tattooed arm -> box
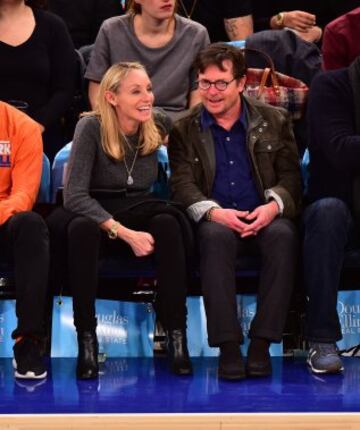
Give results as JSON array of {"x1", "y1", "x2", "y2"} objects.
[{"x1": 224, "y1": 15, "x2": 253, "y2": 41}]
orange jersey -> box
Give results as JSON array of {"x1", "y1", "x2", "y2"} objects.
[{"x1": 0, "y1": 101, "x2": 43, "y2": 225}]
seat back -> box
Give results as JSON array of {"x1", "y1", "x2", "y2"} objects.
[
  {"x1": 37, "y1": 153, "x2": 51, "y2": 203},
  {"x1": 51, "y1": 142, "x2": 73, "y2": 203}
]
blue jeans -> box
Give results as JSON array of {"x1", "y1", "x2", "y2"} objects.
[{"x1": 303, "y1": 197, "x2": 353, "y2": 342}]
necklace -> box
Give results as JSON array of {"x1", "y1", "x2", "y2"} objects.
[
  {"x1": 178, "y1": 0, "x2": 199, "y2": 19},
  {"x1": 121, "y1": 132, "x2": 139, "y2": 186}
]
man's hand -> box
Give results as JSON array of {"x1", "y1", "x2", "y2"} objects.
[
  {"x1": 283, "y1": 11, "x2": 316, "y2": 32},
  {"x1": 210, "y1": 208, "x2": 250, "y2": 234},
  {"x1": 240, "y1": 201, "x2": 280, "y2": 238}
]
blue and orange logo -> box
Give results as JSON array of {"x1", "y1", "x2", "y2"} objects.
[{"x1": 0, "y1": 141, "x2": 11, "y2": 167}]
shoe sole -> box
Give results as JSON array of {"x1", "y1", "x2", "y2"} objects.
[
  {"x1": 306, "y1": 357, "x2": 344, "y2": 374},
  {"x1": 12, "y1": 359, "x2": 47, "y2": 380},
  {"x1": 218, "y1": 370, "x2": 246, "y2": 381}
]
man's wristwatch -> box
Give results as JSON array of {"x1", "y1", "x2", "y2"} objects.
[
  {"x1": 107, "y1": 221, "x2": 120, "y2": 239},
  {"x1": 275, "y1": 12, "x2": 285, "y2": 28}
]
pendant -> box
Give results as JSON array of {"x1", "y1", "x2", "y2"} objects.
[{"x1": 127, "y1": 175, "x2": 134, "y2": 186}]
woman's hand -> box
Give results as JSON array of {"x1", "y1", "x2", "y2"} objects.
[{"x1": 120, "y1": 229, "x2": 155, "y2": 257}]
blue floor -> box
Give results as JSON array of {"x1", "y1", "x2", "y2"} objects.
[{"x1": 1, "y1": 357, "x2": 360, "y2": 414}]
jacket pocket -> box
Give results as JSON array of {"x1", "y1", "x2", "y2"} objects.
[{"x1": 253, "y1": 140, "x2": 284, "y2": 187}]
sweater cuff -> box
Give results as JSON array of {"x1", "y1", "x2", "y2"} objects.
[{"x1": 187, "y1": 200, "x2": 221, "y2": 222}]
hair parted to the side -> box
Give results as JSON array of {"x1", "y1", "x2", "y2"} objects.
[
  {"x1": 83, "y1": 62, "x2": 161, "y2": 161},
  {"x1": 127, "y1": 0, "x2": 177, "y2": 15},
  {"x1": 25, "y1": 0, "x2": 48, "y2": 9},
  {"x1": 194, "y1": 43, "x2": 247, "y2": 80}
]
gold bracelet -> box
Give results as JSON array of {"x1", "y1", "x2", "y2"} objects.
[
  {"x1": 275, "y1": 12, "x2": 285, "y2": 28},
  {"x1": 206, "y1": 207, "x2": 218, "y2": 222},
  {"x1": 107, "y1": 221, "x2": 120, "y2": 240}
]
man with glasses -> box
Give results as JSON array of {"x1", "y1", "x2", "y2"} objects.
[{"x1": 169, "y1": 43, "x2": 301, "y2": 380}]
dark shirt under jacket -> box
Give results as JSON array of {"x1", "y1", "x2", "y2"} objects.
[
  {"x1": 252, "y1": 0, "x2": 360, "y2": 32},
  {"x1": 177, "y1": 0, "x2": 252, "y2": 42},
  {"x1": 48, "y1": 0, "x2": 124, "y2": 49},
  {"x1": 0, "y1": 8, "x2": 76, "y2": 131},
  {"x1": 201, "y1": 108, "x2": 262, "y2": 211},
  {"x1": 307, "y1": 68, "x2": 360, "y2": 207}
]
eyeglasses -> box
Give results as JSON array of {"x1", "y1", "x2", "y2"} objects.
[{"x1": 197, "y1": 78, "x2": 237, "y2": 91}]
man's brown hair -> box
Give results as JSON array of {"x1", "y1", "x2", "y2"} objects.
[{"x1": 194, "y1": 43, "x2": 247, "y2": 79}]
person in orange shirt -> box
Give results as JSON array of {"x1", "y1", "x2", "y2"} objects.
[{"x1": 0, "y1": 101, "x2": 49, "y2": 380}]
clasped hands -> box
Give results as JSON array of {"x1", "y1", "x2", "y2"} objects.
[{"x1": 210, "y1": 201, "x2": 280, "y2": 238}]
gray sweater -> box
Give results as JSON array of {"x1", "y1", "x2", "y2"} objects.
[
  {"x1": 85, "y1": 14, "x2": 210, "y2": 116},
  {"x1": 64, "y1": 115, "x2": 158, "y2": 223}
]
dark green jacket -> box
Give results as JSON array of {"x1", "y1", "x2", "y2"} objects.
[{"x1": 168, "y1": 95, "x2": 302, "y2": 221}]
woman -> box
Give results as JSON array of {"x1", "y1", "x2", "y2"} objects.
[
  {"x1": 0, "y1": 0, "x2": 76, "y2": 160},
  {"x1": 85, "y1": 0, "x2": 209, "y2": 120},
  {"x1": 49, "y1": 62, "x2": 193, "y2": 380}
]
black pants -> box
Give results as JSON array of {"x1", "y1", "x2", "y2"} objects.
[
  {"x1": 48, "y1": 208, "x2": 189, "y2": 333},
  {"x1": 0, "y1": 212, "x2": 49, "y2": 339},
  {"x1": 197, "y1": 218, "x2": 298, "y2": 347}
]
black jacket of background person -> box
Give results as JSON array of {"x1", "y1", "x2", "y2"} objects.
[
  {"x1": 48, "y1": 0, "x2": 124, "y2": 49},
  {"x1": 307, "y1": 68, "x2": 360, "y2": 208}
]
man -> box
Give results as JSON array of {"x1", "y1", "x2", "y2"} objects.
[
  {"x1": 0, "y1": 101, "x2": 49, "y2": 379},
  {"x1": 176, "y1": 0, "x2": 253, "y2": 42},
  {"x1": 302, "y1": 57, "x2": 360, "y2": 374},
  {"x1": 169, "y1": 43, "x2": 301, "y2": 380}
]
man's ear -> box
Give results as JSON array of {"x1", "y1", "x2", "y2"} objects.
[
  {"x1": 104, "y1": 90, "x2": 117, "y2": 106},
  {"x1": 238, "y1": 75, "x2": 247, "y2": 93}
]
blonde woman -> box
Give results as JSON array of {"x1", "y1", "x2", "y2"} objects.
[
  {"x1": 86, "y1": 0, "x2": 209, "y2": 120},
  {"x1": 48, "y1": 62, "x2": 193, "y2": 379}
]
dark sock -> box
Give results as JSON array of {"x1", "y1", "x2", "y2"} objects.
[{"x1": 248, "y1": 338, "x2": 270, "y2": 361}]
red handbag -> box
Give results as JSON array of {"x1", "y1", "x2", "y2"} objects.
[{"x1": 243, "y1": 48, "x2": 309, "y2": 120}]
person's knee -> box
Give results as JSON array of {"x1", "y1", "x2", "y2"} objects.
[
  {"x1": 67, "y1": 216, "x2": 100, "y2": 242},
  {"x1": 198, "y1": 221, "x2": 236, "y2": 249},
  {"x1": 304, "y1": 198, "x2": 352, "y2": 238},
  {"x1": 262, "y1": 218, "x2": 298, "y2": 249},
  {"x1": 305, "y1": 198, "x2": 351, "y2": 228},
  {"x1": 9, "y1": 211, "x2": 48, "y2": 239}
]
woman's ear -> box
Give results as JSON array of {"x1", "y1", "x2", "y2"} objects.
[{"x1": 104, "y1": 91, "x2": 117, "y2": 107}]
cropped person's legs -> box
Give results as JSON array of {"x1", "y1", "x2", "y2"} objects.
[
  {"x1": 197, "y1": 221, "x2": 245, "y2": 380},
  {"x1": 2, "y1": 211, "x2": 49, "y2": 379},
  {"x1": 67, "y1": 215, "x2": 102, "y2": 379},
  {"x1": 148, "y1": 213, "x2": 192, "y2": 375},
  {"x1": 303, "y1": 197, "x2": 352, "y2": 374},
  {"x1": 247, "y1": 218, "x2": 298, "y2": 376}
]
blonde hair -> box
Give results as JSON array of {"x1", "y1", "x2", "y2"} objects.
[
  {"x1": 127, "y1": 0, "x2": 177, "y2": 15},
  {"x1": 84, "y1": 62, "x2": 161, "y2": 160}
]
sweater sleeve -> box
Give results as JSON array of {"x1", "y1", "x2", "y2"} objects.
[
  {"x1": 32, "y1": 12, "x2": 77, "y2": 129},
  {"x1": 63, "y1": 116, "x2": 113, "y2": 223},
  {"x1": 0, "y1": 118, "x2": 43, "y2": 226},
  {"x1": 85, "y1": 20, "x2": 112, "y2": 83}
]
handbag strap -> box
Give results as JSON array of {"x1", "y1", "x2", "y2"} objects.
[
  {"x1": 240, "y1": 47, "x2": 276, "y2": 73},
  {"x1": 241, "y1": 47, "x2": 281, "y2": 96}
]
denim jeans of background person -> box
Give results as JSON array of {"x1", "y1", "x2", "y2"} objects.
[
  {"x1": 0, "y1": 101, "x2": 49, "y2": 380},
  {"x1": 303, "y1": 57, "x2": 360, "y2": 374},
  {"x1": 169, "y1": 43, "x2": 302, "y2": 381}
]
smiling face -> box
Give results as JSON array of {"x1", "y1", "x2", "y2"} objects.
[
  {"x1": 134, "y1": 0, "x2": 176, "y2": 20},
  {"x1": 198, "y1": 60, "x2": 246, "y2": 120},
  {"x1": 105, "y1": 68, "x2": 154, "y2": 134}
]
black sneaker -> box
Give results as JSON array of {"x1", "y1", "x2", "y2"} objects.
[{"x1": 13, "y1": 338, "x2": 47, "y2": 379}]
